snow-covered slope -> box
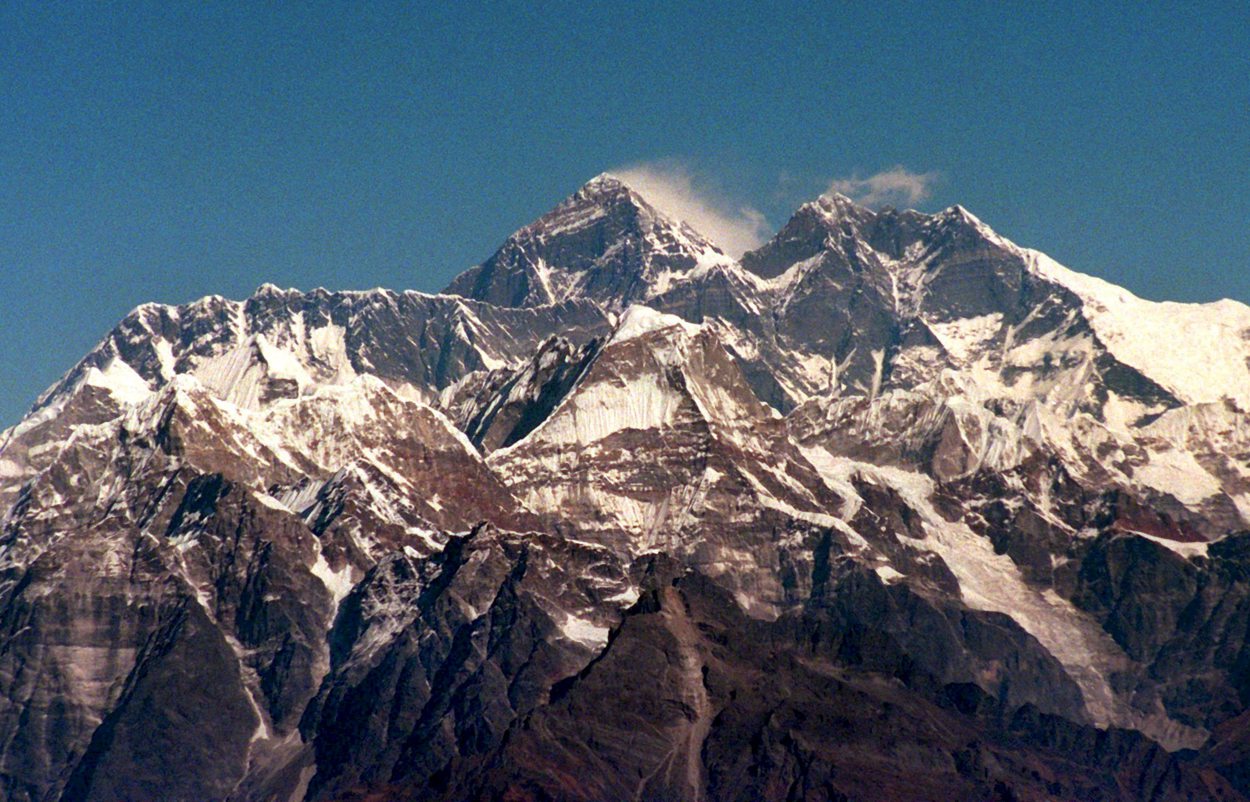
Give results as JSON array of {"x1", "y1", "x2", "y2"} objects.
[
  {"x1": 1028, "y1": 249, "x2": 1250, "y2": 407},
  {"x1": 489, "y1": 305, "x2": 837, "y2": 543}
]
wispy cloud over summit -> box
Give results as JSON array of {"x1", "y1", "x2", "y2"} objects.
[
  {"x1": 826, "y1": 167, "x2": 940, "y2": 209},
  {"x1": 612, "y1": 161, "x2": 771, "y2": 258}
]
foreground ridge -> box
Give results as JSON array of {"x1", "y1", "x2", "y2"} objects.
[{"x1": 1, "y1": 179, "x2": 1249, "y2": 801}]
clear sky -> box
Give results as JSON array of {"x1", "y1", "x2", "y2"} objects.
[{"x1": 3, "y1": 2, "x2": 1248, "y2": 425}]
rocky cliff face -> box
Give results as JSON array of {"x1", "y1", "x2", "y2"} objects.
[{"x1": 2, "y1": 174, "x2": 1250, "y2": 800}]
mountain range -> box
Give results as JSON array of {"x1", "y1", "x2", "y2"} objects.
[{"x1": 2, "y1": 173, "x2": 1250, "y2": 801}]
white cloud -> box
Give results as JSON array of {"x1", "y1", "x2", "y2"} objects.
[
  {"x1": 826, "y1": 166, "x2": 940, "y2": 209},
  {"x1": 610, "y1": 162, "x2": 771, "y2": 258}
]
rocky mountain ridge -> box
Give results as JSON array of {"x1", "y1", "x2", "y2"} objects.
[{"x1": 1, "y1": 175, "x2": 1249, "y2": 800}]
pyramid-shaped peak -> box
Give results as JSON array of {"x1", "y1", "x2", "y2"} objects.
[
  {"x1": 442, "y1": 174, "x2": 729, "y2": 310},
  {"x1": 522, "y1": 173, "x2": 680, "y2": 237},
  {"x1": 566, "y1": 173, "x2": 635, "y2": 209},
  {"x1": 936, "y1": 203, "x2": 985, "y2": 226},
  {"x1": 928, "y1": 203, "x2": 1005, "y2": 245},
  {"x1": 567, "y1": 171, "x2": 682, "y2": 213},
  {"x1": 565, "y1": 173, "x2": 729, "y2": 250},
  {"x1": 739, "y1": 192, "x2": 877, "y2": 279},
  {"x1": 759, "y1": 193, "x2": 879, "y2": 241},
  {"x1": 565, "y1": 173, "x2": 702, "y2": 236},
  {"x1": 507, "y1": 174, "x2": 725, "y2": 256},
  {"x1": 809, "y1": 192, "x2": 878, "y2": 223},
  {"x1": 579, "y1": 172, "x2": 633, "y2": 197}
]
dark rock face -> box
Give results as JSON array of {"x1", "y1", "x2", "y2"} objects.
[
  {"x1": 0, "y1": 437, "x2": 335, "y2": 801},
  {"x1": 299, "y1": 528, "x2": 633, "y2": 800},
  {"x1": 1069, "y1": 532, "x2": 1250, "y2": 735},
  {"x1": 327, "y1": 559, "x2": 1233, "y2": 802},
  {"x1": 61, "y1": 600, "x2": 257, "y2": 802},
  {"x1": 444, "y1": 336, "x2": 602, "y2": 453},
  {"x1": 2, "y1": 176, "x2": 1250, "y2": 800}
]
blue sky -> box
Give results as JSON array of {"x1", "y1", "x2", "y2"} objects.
[{"x1": 2, "y1": 2, "x2": 1247, "y2": 425}]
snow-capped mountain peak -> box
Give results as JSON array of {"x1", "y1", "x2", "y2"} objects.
[
  {"x1": 812, "y1": 191, "x2": 870, "y2": 220},
  {"x1": 443, "y1": 175, "x2": 732, "y2": 310},
  {"x1": 575, "y1": 171, "x2": 641, "y2": 204}
]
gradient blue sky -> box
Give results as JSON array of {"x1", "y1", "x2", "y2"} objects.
[{"x1": 3, "y1": 2, "x2": 1248, "y2": 425}]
